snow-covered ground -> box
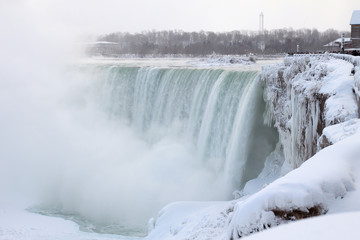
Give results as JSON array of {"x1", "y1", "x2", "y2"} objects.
[{"x1": 244, "y1": 211, "x2": 360, "y2": 240}]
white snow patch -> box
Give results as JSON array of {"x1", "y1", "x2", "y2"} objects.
[
  {"x1": 321, "y1": 119, "x2": 360, "y2": 145},
  {"x1": 146, "y1": 201, "x2": 234, "y2": 240},
  {"x1": 243, "y1": 211, "x2": 360, "y2": 240},
  {"x1": 320, "y1": 59, "x2": 358, "y2": 125}
]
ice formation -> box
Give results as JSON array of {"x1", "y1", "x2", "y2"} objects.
[{"x1": 261, "y1": 54, "x2": 358, "y2": 172}]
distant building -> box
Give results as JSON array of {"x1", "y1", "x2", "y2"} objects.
[
  {"x1": 324, "y1": 10, "x2": 360, "y2": 51},
  {"x1": 350, "y1": 10, "x2": 360, "y2": 49},
  {"x1": 324, "y1": 38, "x2": 352, "y2": 51}
]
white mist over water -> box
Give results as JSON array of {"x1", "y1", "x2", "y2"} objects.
[
  {"x1": 39, "y1": 65, "x2": 277, "y2": 234},
  {"x1": 0, "y1": 2, "x2": 278, "y2": 236},
  {"x1": 1, "y1": 59, "x2": 278, "y2": 235}
]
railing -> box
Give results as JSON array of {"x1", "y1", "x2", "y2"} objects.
[
  {"x1": 329, "y1": 53, "x2": 360, "y2": 67},
  {"x1": 292, "y1": 53, "x2": 325, "y2": 57},
  {"x1": 287, "y1": 53, "x2": 360, "y2": 67}
]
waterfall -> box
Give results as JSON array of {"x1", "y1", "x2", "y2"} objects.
[
  {"x1": 31, "y1": 65, "x2": 278, "y2": 235},
  {"x1": 96, "y1": 66, "x2": 278, "y2": 191}
]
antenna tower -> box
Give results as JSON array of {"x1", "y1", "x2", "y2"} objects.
[{"x1": 259, "y1": 12, "x2": 264, "y2": 34}]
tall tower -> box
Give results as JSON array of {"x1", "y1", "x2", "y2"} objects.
[
  {"x1": 259, "y1": 12, "x2": 264, "y2": 34},
  {"x1": 259, "y1": 12, "x2": 265, "y2": 52}
]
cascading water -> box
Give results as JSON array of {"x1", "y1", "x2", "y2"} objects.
[
  {"x1": 32, "y1": 64, "x2": 278, "y2": 236},
  {"x1": 98, "y1": 66, "x2": 277, "y2": 188}
]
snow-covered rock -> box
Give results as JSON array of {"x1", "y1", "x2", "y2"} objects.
[{"x1": 318, "y1": 118, "x2": 360, "y2": 148}]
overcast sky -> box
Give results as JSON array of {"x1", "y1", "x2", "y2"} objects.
[{"x1": 4, "y1": 0, "x2": 360, "y2": 35}]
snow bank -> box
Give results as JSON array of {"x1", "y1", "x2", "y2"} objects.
[
  {"x1": 319, "y1": 118, "x2": 360, "y2": 148},
  {"x1": 319, "y1": 58, "x2": 358, "y2": 125},
  {"x1": 146, "y1": 201, "x2": 234, "y2": 240},
  {"x1": 243, "y1": 211, "x2": 360, "y2": 240}
]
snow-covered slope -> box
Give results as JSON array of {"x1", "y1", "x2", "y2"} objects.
[{"x1": 244, "y1": 211, "x2": 360, "y2": 240}]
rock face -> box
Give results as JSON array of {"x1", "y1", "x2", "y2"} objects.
[
  {"x1": 261, "y1": 56, "x2": 328, "y2": 172},
  {"x1": 261, "y1": 55, "x2": 358, "y2": 174}
]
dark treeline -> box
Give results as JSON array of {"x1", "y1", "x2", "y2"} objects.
[{"x1": 92, "y1": 28, "x2": 350, "y2": 56}]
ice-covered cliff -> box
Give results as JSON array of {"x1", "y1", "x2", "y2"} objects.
[{"x1": 261, "y1": 54, "x2": 358, "y2": 172}]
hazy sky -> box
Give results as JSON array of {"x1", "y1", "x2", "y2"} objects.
[{"x1": 5, "y1": 0, "x2": 360, "y2": 35}]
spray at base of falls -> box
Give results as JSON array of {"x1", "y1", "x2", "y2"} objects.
[{"x1": 8, "y1": 65, "x2": 278, "y2": 235}]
